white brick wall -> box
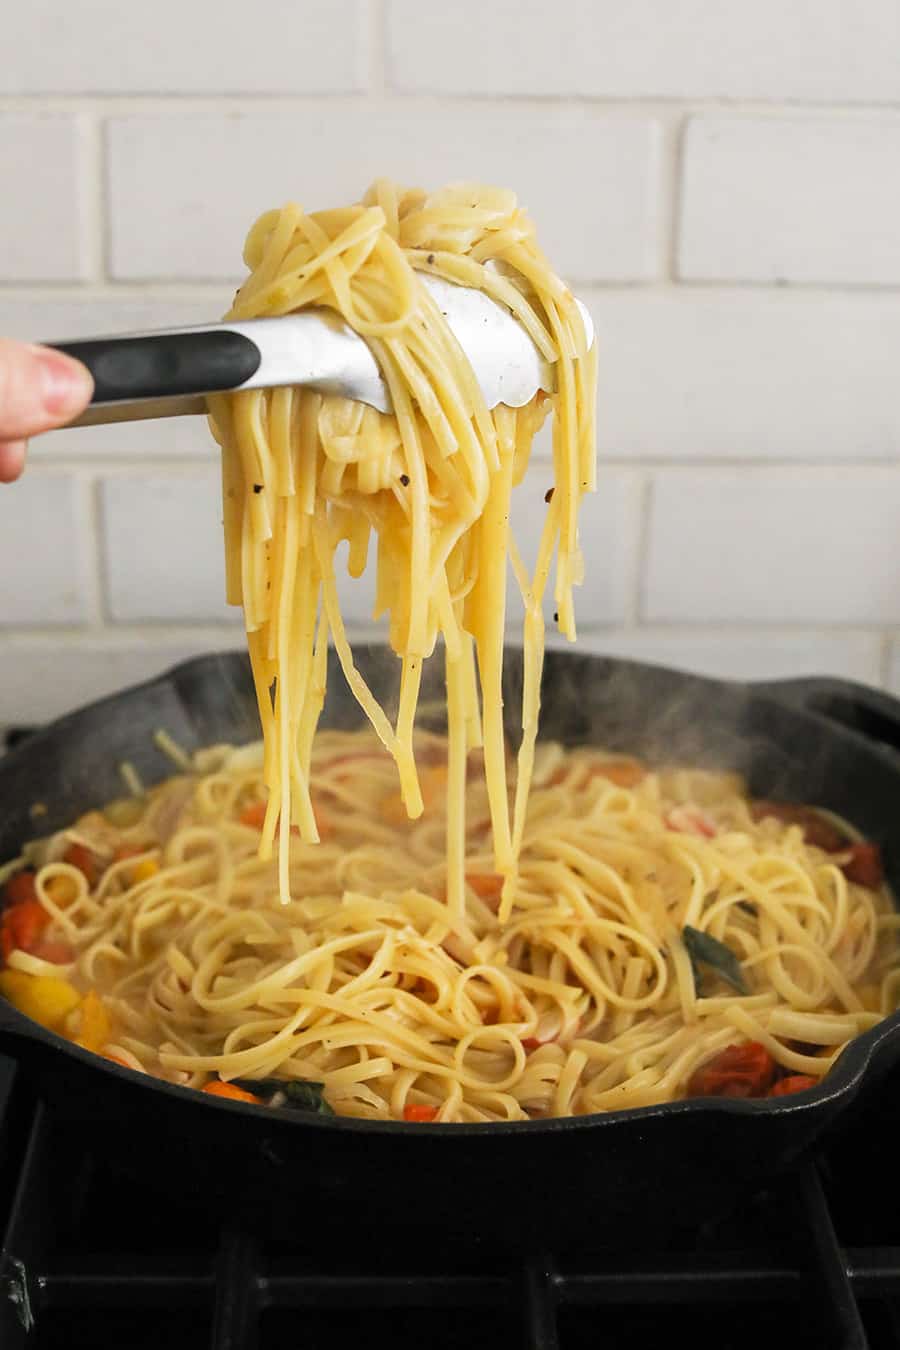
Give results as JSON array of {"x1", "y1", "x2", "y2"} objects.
[
  {"x1": 100, "y1": 470, "x2": 236, "y2": 623},
  {"x1": 0, "y1": 474, "x2": 90, "y2": 625},
  {"x1": 1, "y1": 3, "x2": 899, "y2": 724},
  {"x1": 0, "y1": 635, "x2": 241, "y2": 727},
  {"x1": 644, "y1": 468, "x2": 900, "y2": 623},
  {"x1": 511, "y1": 465, "x2": 639, "y2": 627},
  {"x1": 106, "y1": 109, "x2": 660, "y2": 282},
  {"x1": 0, "y1": 117, "x2": 86, "y2": 281},
  {"x1": 0, "y1": 1, "x2": 368, "y2": 95},
  {"x1": 679, "y1": 114, "x2": 900, "y2": 284},
  {"x1": 591, "y1": 290, "x2": 900, "y2": 460},
  {"x1": 387, "y1": 0, "x2": 900, "y2": 102}
]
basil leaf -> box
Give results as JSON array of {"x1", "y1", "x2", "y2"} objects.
[
  {"x1": 282, "y1": 1080, "x2": 335, "y2": 1116},
  {"x1": 682, "y1": 925, "x2": 748, "y2": 996},
  {"x1": 232, "y1": 1077, "x2": 335, "y2": 1117},
  {"x1": 232, "y1": 1076, "x2": 280, "y2": 1097}
]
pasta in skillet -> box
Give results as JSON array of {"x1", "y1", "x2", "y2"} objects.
[
  {"x1": 0, "y1": 181, "x2": 893, "y2": 1123},
  {"x1": 0, "y1": 734, "x2": 893, "y2": 1121}
]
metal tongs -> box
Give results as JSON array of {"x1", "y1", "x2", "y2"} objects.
[{"x1": 47, "y1": 276, "x2": 594, "y2": 428}]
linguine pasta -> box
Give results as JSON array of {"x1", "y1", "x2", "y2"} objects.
[
  {"x1": 206, "y1": 180, "x2": 597, "y2": 916},
  {"x1": 1, "y1": 734, "x2": 895, "y2": 1122},
  {"x1": 0, "y1": 181, "x2": 894, "y2": 1123}
]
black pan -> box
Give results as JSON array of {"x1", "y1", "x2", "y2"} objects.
[{"x1": 0, "y1": 647, "x2": 899, "y2": 1246}]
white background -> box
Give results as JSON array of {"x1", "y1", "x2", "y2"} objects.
[{"x1": 1, "y1": 0, "x2": 899, "y2": 722}]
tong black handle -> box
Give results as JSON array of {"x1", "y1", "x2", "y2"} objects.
[{"x1": 47, "y1": 330, "x2": 262, "y2": 405}]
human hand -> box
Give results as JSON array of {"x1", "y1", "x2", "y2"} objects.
[{"x1": 0, "y1": 339, "x2": 94, "y2": 482}]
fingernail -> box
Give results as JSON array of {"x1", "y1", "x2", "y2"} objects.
[{"x1": 32, "y1": 347, "x2": 94, "y2": 416}]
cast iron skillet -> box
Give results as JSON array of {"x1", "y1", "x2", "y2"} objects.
[{"x1": 0, "y1": 647, "x2": 899, "y2": 1245}]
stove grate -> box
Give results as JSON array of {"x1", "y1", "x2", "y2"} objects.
[{"x1": 1, "y1": 1065, "x2": 899, "y2": 1349}]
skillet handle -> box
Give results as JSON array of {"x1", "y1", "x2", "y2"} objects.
[{"x1": 753, "y1": 677, "x2": 900, "y2": 759}]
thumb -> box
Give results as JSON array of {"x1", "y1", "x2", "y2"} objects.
[{"x1": 0, "y1": 340, "x2": 94, "y2": 440}]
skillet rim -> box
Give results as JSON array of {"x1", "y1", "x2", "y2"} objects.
[{"x1": 1, "y1": 645, "x2": 899, "y2": 1136}]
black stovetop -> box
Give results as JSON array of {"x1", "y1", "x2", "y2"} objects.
[{"x1": 0, "y1": 1055, "x2": 899, "y2": 1349}]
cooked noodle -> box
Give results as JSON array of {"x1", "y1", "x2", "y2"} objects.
[
  {"x1": 3, "y1": 736, "x2": 894, "y2": 1122},
  {"x1": 0, "y1": 181, "x2": 894, "y2": 1122},
  {"x1": 206, "y1": 180, "x2": 597, "y2": 916}
]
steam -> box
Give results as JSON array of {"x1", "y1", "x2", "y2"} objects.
[
  {"x1": 500, "y1": 636, "x2": 834, "y2": 805},
  {"x1": 0, "y1": 640, "x2": 885, "y2": 869}
]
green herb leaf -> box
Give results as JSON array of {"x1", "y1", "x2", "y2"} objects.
[
  {"x1": 682, "y1": 925, "x2": 748, "y2": 996},
  {"x1": 232, "y1": 1077, "x2": 335, "y2": 1117},
  {"x1": 281, "y1": 1080, "x2": 335, "y2": 1116}
]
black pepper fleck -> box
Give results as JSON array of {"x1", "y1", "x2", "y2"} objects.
[
  {"x1": 544, "y1": 487, "x2": 554, "y2": 504},
  {"x1": 427, "y1": 253, "x2": 435, "y2": 264},
  {"x1": 253, "y1": 483, "x2": 263, "y2": 494},
  {"x1": 400, "y1": 474, "x2": 410, "y2": 487},
  {"x1": 553, "y1": 611, "x2": 559, "y2": 622}
]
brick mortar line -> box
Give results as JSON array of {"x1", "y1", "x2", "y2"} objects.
[
  {"x1": 621, "y1": 473, "x2": 649, "y2": 628},
  {"x1": 1, "y1": 94, "x2": 900, "y2": 115},
  {"x1": 79, "y1": 475, "x2": 106, "y2": 629},
  {"x1": 878, "y1": 633, "x2": 893, "y2": 686},
  {"x1": 20, "y1": 458, "x2": 900, "y2": 474},
  {"x1": 634, "y1": 475, "x2": 654, "y2": 623},
  {"x1": 378, "y1": 95, "x2": 900, "y2": 117},
  {"x1": 656, "y1": 111, "x2": 682, "y2": 282},
  {"x1": 368, "y1": 0, "x2": 387, "y2": 95},
  {"x1": 4, "y1": 278, "x2": 900, "y2": 298},
  {"x1": 628, "y1": 619, "x2": 899, "y2": 634},
  {"x1": 89, "y1": 476, "x2": 113, "y2": 625},
  {"x1": 664, "y1": 278, "x2": 900, "y2": 296},
  {"x1": 591, "y1": 461, "x2": 900, "y2": 473},
  {"x1": 78, "y1": 114, "x2": 105, "y2": 283},
  {"x1": 0, "y1": 627, "x2": 241, "y2": 644},
  {"x1": 0, "y1": 283, "x2": 230, "y2": 299},
  {"x1": 0, "y1": 623, "x2": 888, "y2": 647}
]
